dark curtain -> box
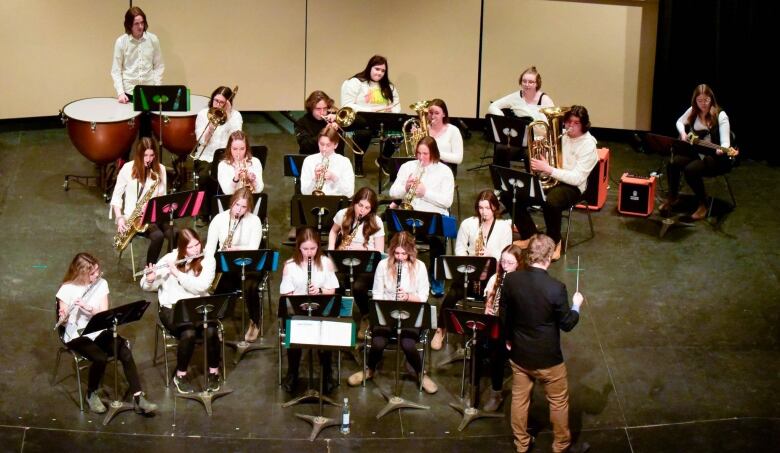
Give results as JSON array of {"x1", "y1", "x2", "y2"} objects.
[{"x1": 651, "y1": 0, "x2": 775, "y2": 163}]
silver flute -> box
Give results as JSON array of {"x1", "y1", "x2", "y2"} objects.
[
  {"x1": 134, "y1": 253, "x2": 204, "y2": 277},
  {"x1": 54, "y1": 272, "x2": 104, "y2": 330}
]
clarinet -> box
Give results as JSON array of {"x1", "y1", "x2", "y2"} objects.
[
  {"x1": 395, "y1": 261, "x2": 403, "y2": 301},
  {"x1": 54, "y1": 272, "x2": 103, "y2": 330},
  {"x1": 307, "y1": 257, "x2": 313, "y2": 293}
]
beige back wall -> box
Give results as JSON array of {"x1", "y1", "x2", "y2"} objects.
[{"x1": 2, "y1": 0, "x2": 656, "y2": 131}]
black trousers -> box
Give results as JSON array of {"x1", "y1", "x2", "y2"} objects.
[
  {"x1": 286, "y1": 349, "x2": 332, "y2": 378},
  {"x1": 367, "y1": 326, "x2": 423, "y2": 374},
  {"x1": 475, "y1": 335, "x2": 507, "y2": 392},
  {"x1": 667, "y1": 154, "x2": 730, "y2": 203},
  {"x1": 67, "y1": 330, "x2": 142, "y2": 395},
  {"x1": 513, "y1": 183, "x2": 580, "y2": 243},
  {"x1": 142, "y1": 222, "x2": 177, "y2": 266},
  {"x1": 160, "y1": 306, "x2": 221, "y2": 372}
]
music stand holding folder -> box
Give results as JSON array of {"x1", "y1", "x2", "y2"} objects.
[
  {"x1": 216, "y1": 249, "x2": 279, "y2": 363},
  {"x1": 386, "y1": 208, "x2": 458, "y2": 239},
  {"x1": 490, "y1": 165, "x2": 546, "y2": 226},
  {"x1": 172, "y1": 293, "x2": 235, "y2": 415},
  {"x1": 291, "y1": 195, "x2": 348, "y2": 236},
  {"x1": 444, "y1": 308, "x2": 504, "y2": 431},
  {"x1": 80, "y1": 300, "x2": 151, "y2": 426},
  {"x1": 142, "y1": 189, "x2": 207, "y2": 252},
  {"x1": 134, "y1": 85, "x2": 188, "y2": 161},
  {"x1": 470, "y1": 114, "x2": 532, "y2": 171},
  {"x1": 326, "y1": 250, "x2": 383, "y2": 296}
]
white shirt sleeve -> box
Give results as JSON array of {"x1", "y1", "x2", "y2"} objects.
[
  {"x1": 455, "y1": 217, "x2": 473, "y2": 255},
  {"x1": 389, "y1": 84, "x2": 401, "y2": 113},
  {"x1": 340, "y1": 78, "x2": 362, "y2": 110},
  {"x1": 388, "y1": 162, "x2": 412, "y2": 199},
  {"x1": 151, "y1": 33, "x2": 164, "y2": 85},
  {"x1": 676, "y1": 107, "x2": 692, "y2": 138},
  {"x1": 487, "y1": 91, "x2": 518, "y2": 116},
  {"x1": 437, "y1": 124, "x2": 464, "y2": 164},
  {"x1": 110, "y1": 36, "x2": 126, "y2": 96},
  {"x1": 718, "y1": 111, "x2": 731, "y2": 148},
  {"x1": 421, "y1": 163, "x2": 454, "y2": 210}
]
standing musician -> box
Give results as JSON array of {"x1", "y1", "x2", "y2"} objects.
[
  {"x1": 388, "y1": 136, "x2": 454, "y2": 296},
  {"x1": 204, "y1": 188, "x2": 263, "y2": 342},
  {"x1": 516, "y1": 105, "x2": 598, "y2": 261},
  {"x1": 300, "y1": 127, "x2": 355, "y2": 197},
  {"x1": 110, "y1": 137, "x2": 173, "y2": 265},
  {"x1": 499, "y1": 234, "x2": 585, "y2": 453},
  {"x1": 217, "y1": 130, "x2": 264, "y2": 195},
  {"x1": 432, "y1": 190, "x2": 513, "y2": 350},
  {"x1": 140, "y1": 228, "x2": 221, "y2": 394},
  {"x1": 295, "y1": 90, "x2": 345, "y2": 156},
  {"x1": 279, "y1": 227, "x2": 340, "y2": 393},
  {"x1": 660, "y1": 84, "x2": 733, "y2": 220},
  {"x1": 111, "y1": 6, "x2": 164, "y2": 106},
  {"x1": 346, "y1": 232, "x2": 438, "y2": 394},
  {"x1": 427, "y1": 98, "x2": 464, "y2": 165},
  {"x1": 341, "y1": 55, "x2": 401, "y2": 176},
  {"x1": 56, "y1": 253, "x2": 157, "y2": 415}
]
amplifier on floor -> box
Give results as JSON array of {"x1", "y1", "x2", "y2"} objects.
[
  {"x1": 618, "y1": 173, "x2": 656, "y2": 217},
  {"x1": 577, "y1": 147, "x2": 610, "y2": 210}
]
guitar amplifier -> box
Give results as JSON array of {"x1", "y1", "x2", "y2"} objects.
[
  {"x1": 618, "y1": 173, "x2": 656, "y2": 217},
  {"x1": 577, "y1": 147, "x2": 610, "y2": 210}
]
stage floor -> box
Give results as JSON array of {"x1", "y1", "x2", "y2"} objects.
[{"x1": 0, "y1": 113, "x2": 778, "y2": 452}]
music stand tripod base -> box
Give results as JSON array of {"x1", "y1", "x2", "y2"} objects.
[
  {"x1": 102, "y1": 399, "x2": 134, "y2": 426},
  {"x1": 177, "y1": 387, "x2": 233, "y2": 416},
  {"x1": 283, "y1": 388, "x2": 339, "y2": 408},
  {"x1": 449, "y1": 402, "x2": 504, "y2": 431},
  {"x1": 376, "y1": 391, "x2": 431, "y2": 419},
  {"x1": 295, "y1": 414, "x2": 340, "y2": 441}
]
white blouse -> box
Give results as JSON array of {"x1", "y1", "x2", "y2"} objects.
[
  {"x1": 56, "y1": 279, "x2": 110, "y2": 342},
  {"x1": 300, "y1": 152, "x2": 355, "y2": 197},
  {"x1": 217, "y1": 157, "x2": 264, "y2": 194},
  {"x1": 332, "y1": 208, "x2": 384, "y2": 250},
  {"x1": 193, "y1": 108, "x2": 244, "y2": 163},
  {"x1": 279, "y1": 257, "x2": 340, "y2": 295},
  {"x1": 140, "y1": 251, "x2": 216, "y2": 309},
  {"x1": 388, "y1": 161, "x2": 454, "y2": 215},
  {"x1": 371, "y1": 259, "x2": 429, "y2": 302},
  {"x1": 455, "y1": 217, "x2": 513, "y2": 260},
  {"x1": 204, "y1": 210, "x2": 262, "y2": 257},
  {"x1": 432, "y1": 124, "x2": 464, "y2": 164}
]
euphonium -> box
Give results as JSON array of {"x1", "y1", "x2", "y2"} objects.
[
  {"x1": 526, "y1": 106, "x2": 569, "y2": 190},
  {"x1": 311, "y1": 156, "x2": 330, "y2": 196},
  {"x1": 401, "y1": 100, "x2": 431, "y2": 156},
  {"x1": 400, "y1": 162, "x2": 425, "y2": 210},
  {"x1": 114, "y1": 169, "x2": 159, "y2": 252}
]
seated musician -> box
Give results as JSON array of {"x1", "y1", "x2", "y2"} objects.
[
  {"x1": 427, "y1": 98, "x2": 464, "y2": 165},
  {"x1": 515, "y1": 105, "x2": 598, "y2": 261},
  {"x1": 110, "y1": 136, "x2": 174, "y2": 265},
  {"x1": 140, "y1": 228, "x2": 220, "y2": 394},
  {"x1": 388, "y1": 136, "x2": 454, "y2": 296},
  {"x1": 478, "y1": 244, "x2": 523, "y2": 412},
  {"x1": 341, "y1": 55, "x2": 401, "y2": 175},
  {"x1": 204, "y1": 188, "x2": 263, "y2": 342},
  {"x1": 56, "y1": 253, "x2": 157, "y2": 415},
  {"x1": 216, "y1": 130, "x2": 264, "y2": 195},
  {"x1": 279, "y1": 227, "x2": 340, "y2": 394},
  {"x1": 295, "y1": 90, "x2": 345, "y2": 156},
  {"x1": 660, "y1": 84, "x2": 733, "y2": 220},
  {"x1": 347, "y1": 232, "x2": 438, "y2": 394},
  {"x1": 431, "y1": 190, "x2": 513, "y2": 350},
  {"x1": 300, "y1": 127, "x2": 355, "y2": 197}
]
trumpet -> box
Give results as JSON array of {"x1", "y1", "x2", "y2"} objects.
[
  {"x1": 327, "y1": 107, "x2": 366, "y2": 155},
  {"x1": 237, "y1": 159, "x2": 253, "y2": 191},
  {"x1": 400, "y1": 161, "x2": 425, "y2": 210},
  {"x1": 190, "y1": 85, "x2": 239, "y2": 159},
  {"x1": 134, "y1": 253, "x2": 204, "y2": 278},
  {"x1": 54, "y1": 272, "x2": 103, "y2": 330},
  {"x1": 312, "y1": 156, "x2": 330, "y2": 196}
]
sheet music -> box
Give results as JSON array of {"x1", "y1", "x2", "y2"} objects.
[
  {"x1": 289, "y1": 319, "x2": 321, "y2": 345},
  {"x1": 289, "y1": 319, "x2": 353, "y2": 347},
  {"x1": 320, "y1": 320, "x2": 353, "y2": 347}
]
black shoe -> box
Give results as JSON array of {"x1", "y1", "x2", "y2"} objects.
[
  {"x1": 206, "y1": 373, "x2": 221, "y2": 392},
  {"x1": 133, "y1": 392, "x2": 158, "y2": 414},
  {"x1": 282, "y1": 373, "x2": 298, "y2": 393},
  {"x1": 173, "y1": 374, "x2": 194, "y2": 394}
]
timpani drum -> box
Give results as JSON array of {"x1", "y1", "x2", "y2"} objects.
[
  {"x1": 61, "y1": 98, "x2": 140, "y2": 165},
  {"x1": 150, "y1": 94, "x2": 210, "y2": 156}
]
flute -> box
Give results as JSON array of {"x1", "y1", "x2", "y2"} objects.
[
  {"x1": 54, "y1": 272, "x2": 104, "y2": 330},
  {"x1": 134, "y1": 253, "x2": 204, "y2": 277}
]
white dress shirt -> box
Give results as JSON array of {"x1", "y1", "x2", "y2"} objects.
[
  {"x1": 340, "y1": 78, "x2": 401, "y2": 113},
  {"x1": 332, "y1": 208, "x2": 385, "y2": 250},
  {"x1": 301, "y1": 152, "x2": 355, "y2": 197},
  {"x1": 455, "y1": 217, "x2": 513, "y2": 260},
  {"x1": 140, "y1": 251, "x2": 216, "y2": 309},
  {"x1": 432, "y1": 124, "x2": 464, "y2": 164},
  {"x1": 551, "y1": 132, "x2": 599, "y2": 193},
  {"x1": 204, "y1": 210, "x2": 262, "y2": 257},
  {"x1": 193, "y1": 108, "x2": 243, "y2": 163},
  {"x1": 389, "y1": 161, "x2": 454, "y2": 215},
  {"x1": 279, "y1": 257, "x2": 340, "y2": 295},
  {"x1": 110, "y1": 31, "x2": 164, "y2": 96},
  {"x1": 109, "y1": 162, "x2": 167, "y2": 218},
  {"x1": 217, "y1": 157, "x2": 264, "y2": 194},
  {"x1": 56, "y1": 279, "x2": 110, "y2": 342},
  {"x1": 371, "y1": 259, "x2": 429, "y2": 302}
]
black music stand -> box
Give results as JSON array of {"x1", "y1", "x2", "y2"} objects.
[
  {"x1": 80, "y1": 300, "x2": 151, "y2": 426},
  {"x1": 326, "y1": 250, "x2": 382, "y2": 297},
  {"x1": 386, "y1": 208, "x2": 458, "y2": 239},
  {"x1": 471, "y1": 114, "x2": 532, "y2": 171},
  {"x1": 291, "y1": 195, "x2": 348, "y2": 236},
  {"x1": 134, "y1": 85, "x2": 189, "y2": 161},
  {"x1": 173, "y1": 293, "x2": 234, "y2": 415},
  {"x1": 278, "y1": 295, "x2": 345, "y2": 408},
  {"x1": 216, "y1": 249, "x2": 280, "y2": 363},
  {"x1": 212, "y1": 193, "x2": 269, "y2": 247},
  {"x1": 368, "y1": 299, "x2": 433, "y2": 419},
  {"x1": 490, "y1": 165, "x2": 545, "y2": 225},
  {"x1": 142, "y1": 190, "x2": 206, "y2": 252},
  {"x1": 285, "y1": 315, "x2": 356, "y2": 440},
  {"x1": 283, "y1": 154, "x2": 308, "y2": 195},
  {"x1": 444, "y1": 308, "x2": 504, "y2": 431}
]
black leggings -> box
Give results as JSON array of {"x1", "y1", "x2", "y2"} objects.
[
  {"x1": 142, "y1": 222, "x2": 177, "y2": 266},
  {"x1": 667, "y1": 154, "x2": 730, "y2": 203},
  {"x1": 67, "y1": 330, "x2": 142, "y2": 395},
  {"x1": 160, "y1": 306, "x2": 221, "y2": 372},
  {"x1": 367, "y1": 326, "x2": 422, "y2": 375},
  {"x1": 475, "y1": 336, "x2": 507, "y2": 392},
  {"x1": 286, "y1": 349, "x2": 332, "y2": 378}
]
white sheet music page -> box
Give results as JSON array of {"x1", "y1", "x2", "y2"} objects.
[
  {"x1": 320, "y1": 320, "x2": 353, "y2": 347},
  {"x1": 289, "y1": 319, "x2": 321, "y2": 345}
]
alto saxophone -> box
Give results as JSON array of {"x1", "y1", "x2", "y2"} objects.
[
  {"x1": 311, "y1": 156, "x2": 330, "y2": 196},
  {"x1": 400, "y1": 162, "x2": 425, "y2": 210},
  {"x1": 208, "y1": 215, "x2": 240, "y2": 293},
  {"x1": 485, "y1": 271, "x2": 506, "y2": 316},
  {"x1": 474, "y1": 220, "x2": 486, "y2": 256},
  {"x1": 114, "y1": 169, "x2": 160, "y2": 252},
  {"x1": 338, "y1": 215, "x2": 363, "y2": 250}
]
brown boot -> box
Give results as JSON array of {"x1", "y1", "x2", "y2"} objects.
[
  {"x1": 551, "y1": 241, "x2": 562, "y2": 261},
  {"x1": 482, "y1": 389, "x2": 504, "y2": 412},
  {"x1": 691, "y1": 203, "x2": 708, "y2": 221}
]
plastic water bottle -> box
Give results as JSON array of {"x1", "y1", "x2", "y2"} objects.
[{"x1": 340, "y1": 397, "x2": 350, "y2": 434}]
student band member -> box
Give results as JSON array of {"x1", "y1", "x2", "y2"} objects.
[
  {"x1": 347, "y1": 232, "x2": 438, "y2": 394},
  {"x1": 427, "y1": 98, "x2": 464, "y2": 165},
  {"x1": 111, "y1": 6, "x2": 164, "y2": 105},
  {"x1": 295, "y1": 90, "x2": 346, "y2": 156},
  {"x1": 300, "y1": 127, "x2": 355, "y2": 197},
  {"x1": 217, "y1": 130, "x2": 264, "y2": 195},
  {"x1": 56, "y1": 253, "x2": 157, "y2": 415},
  {"x1": 140, "y1": 228, "x2": 221, "y2": 394}
]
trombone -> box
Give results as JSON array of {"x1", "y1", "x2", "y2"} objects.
[
  {"x1": 190, "y1": 85, "x2": 239, "y2": 160},
  {"x1": 327, "y1": 107, "x2": 366, "y2": 155}
]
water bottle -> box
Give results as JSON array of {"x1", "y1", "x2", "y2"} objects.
[{"x1": 340, "y1": 397, "x2": 350, "y2": 434}]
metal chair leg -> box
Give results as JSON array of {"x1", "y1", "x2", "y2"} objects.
[
  {"x1": 51, "y1": 348, "x2": 64, "y2": 386},
  {"x1": 73, "y1": 355, "x2": 84, "y2": 412},
  {"x1": 130, "y1": 241, "x2": 137, "y2": 282}
]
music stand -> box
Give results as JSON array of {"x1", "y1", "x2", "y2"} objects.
[
  {"x1": 386, "y1": 208, "x2": 457, "y2": 238},
  {"x1": 212, "y1": 193, "x2": 269, "y2": 246},
  {"x1": 216, "y1": 249, "x2": 280, "y2": 363},
  {"x1": 173, "y1": 293, "x2": 235, "y2": 415},
  {"x1": 490, "y1": 165, "x2": 545, "y2": 226},
  {"x1": 444, "y1": 308, "x2": 504, "y2": 431},
  {"x1": 367, "y1": 299, "x2": 433, "y2": 419},
  {"x1": 291, "y1": 195, "x2": 348, "y2": 236},
  {"x1": 470, "y1": 114, "x2": 532, "y2": 171},
  {"x1": 283, "y1": 154, "x2": 307, "y2": 195},
  {"x1": 134, "y1": 85, "x2": 189, "y2": 162},
  {"x1": 277, "y1": 295, "x2": 346, "y2": 408},
  {"x1": 142, "y1": 190, "x2": 206, "y2": 252},
  {"x1": 326, "y1": 250, "x2": 382, "y2": 296},
  {"x1": 80, "y1": 300, "x2": 151, "y2": 426}
]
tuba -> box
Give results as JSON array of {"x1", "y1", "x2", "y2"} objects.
[
  {"x1": 311, "y1": 156, "x2": 330, "y2": 196},
  {"x1": 114, "y1": 169, "x2": 160, "y2": 252},
  {"x1": 526, "y1": 106, "x2": 569, "y2": 190},
  {"x1": 401, "y1": 100, "x2": 431, "y2": 156}
]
